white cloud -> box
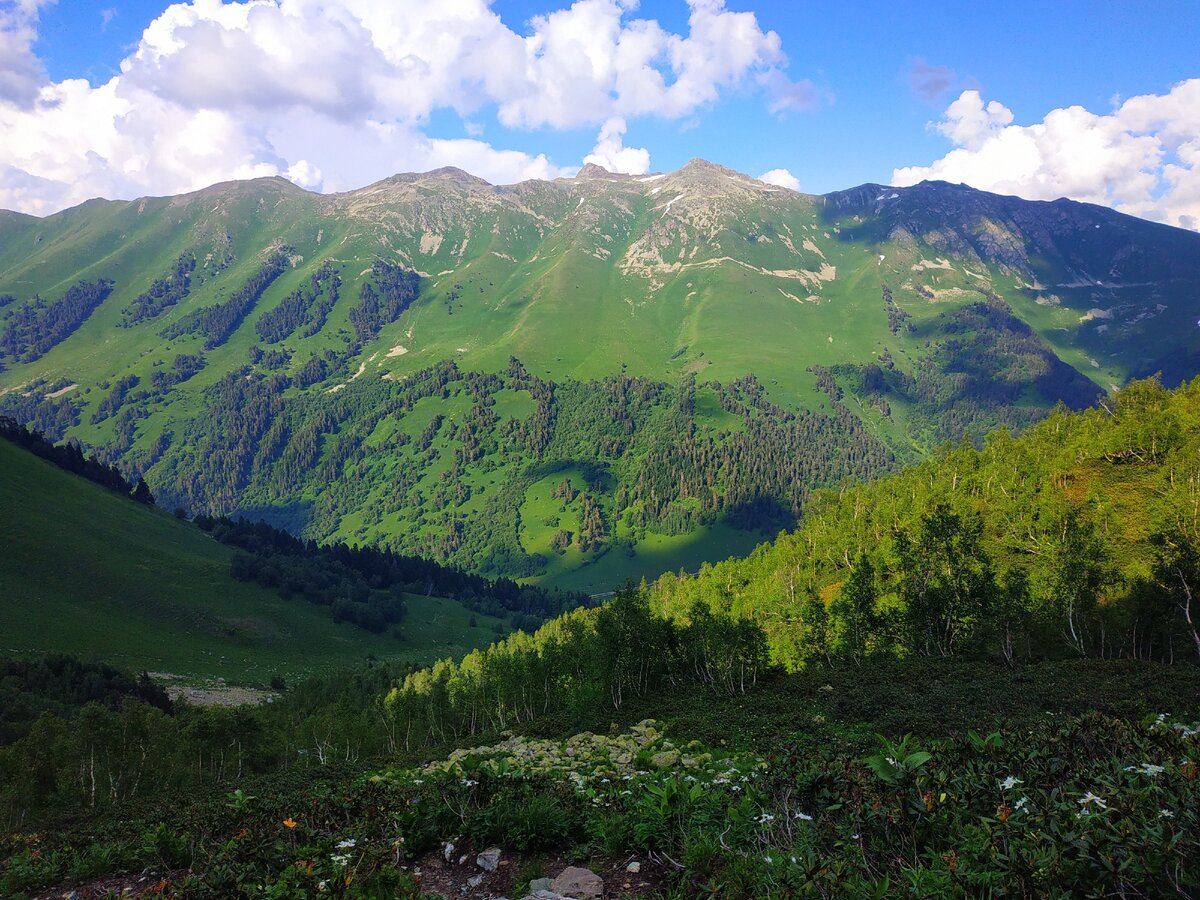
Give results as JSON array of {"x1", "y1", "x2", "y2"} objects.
[
  {"x1": 583, "y1": 117, "x2": 650, "y2": 174},
  {"x1": 758, "y1": 168, "x2": 799, "y2": 191},
  {"x1": 893, "y1": 82, "x2": 1200, "y2": 231},
  {"x1": 0, "y1": 0, "x2": 53, "y2": 107},
  {"x1": 0, "y1": 0, "x2": 815, "y2": 215}
]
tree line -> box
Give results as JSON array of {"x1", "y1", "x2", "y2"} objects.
[{"x1": 0, "y1": 417, "x2": 153, "y2": 504}]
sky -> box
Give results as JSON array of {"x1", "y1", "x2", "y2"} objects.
[{"x1": 1, "y1": 0, "x2": 1198, "y2": 229}]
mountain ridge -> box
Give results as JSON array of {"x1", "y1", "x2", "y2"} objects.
[{"x1": 3, "y1": 158, "x2": 1200, "y2": 588}]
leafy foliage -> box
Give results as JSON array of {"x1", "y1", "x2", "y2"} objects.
[{"x1": 651, "y1": 376, "x2": 1200, "y2": 670}]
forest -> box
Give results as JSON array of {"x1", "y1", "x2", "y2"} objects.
[
  {"x1": 108, "y1": 358, "x2": 895, "y2": 581},
  {"x1": 3, "y1": 378, "x2": 1200, "y2": 898}
]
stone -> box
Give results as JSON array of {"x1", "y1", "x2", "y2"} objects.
[
  {"x1": 528, "y1": 877, "x2": 554, "y2": 892},
  {"x1": 458, "y1": 853, "x2": 470, "y2": 865},
  {"x1": 476, "y1": 847, "x2": 502, "y2": 872},
  {"x1": 550, "y1": 866, "x2": 604, "y2": 900},
  {"x1": 650, "y1": 749, "x2": 679, "y2": 768},
  {"x1": 442, "y1": 841, "x2": 456, "y2": 863},
  {"x1": 626, "y1": 860, "x2": 641, "y2": 873},
  {"x1": 466, "y1": 873, "x2": 485, "y2": 889}
]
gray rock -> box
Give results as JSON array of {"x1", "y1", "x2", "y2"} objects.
[
  {"x1": 626, "y1": 860, "x2": 641, "y2": 873},
  {"x1": 550, "y1": 866, "x2": 604, "y2": 900},
  {"x1": 521, "y1": 892, "x2": 566, "y2": 900},
  {"x1": 458, "y1": 852, "x2": 470, "y2": 865},
  {"x1": 650, "y1": 749, "x2": 679, "y2": 768},
  {"x1": 466, "y1": 873, "x2": 485, "y2": 889},
  {"x1": 442, "y1": 841, "x2": 456, "y2": 862},
  {"x1": 476, "y1": 846, "x2": 502, "y2": 872},
  {"x1": 528, "y1": 877, "x2": 554, "y2": 891}
]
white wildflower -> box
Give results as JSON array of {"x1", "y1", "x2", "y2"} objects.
[
  {"x1": 1124, "y1": 763, "x2": 1164, "y2": 777},
  {"x1": 756, "y1": 813, "x2": 775, "y2": 824},
  {"x1": 794, "y1": 811, "x2": 814, "y2": 821},
  {"x1": 1160, "y1": 809, "x2": 1175, "y2": 818},
  {"x1": 1077, "y1": 792, "x2": 1107, "y2": 811},
  {"x1": 999, "y1": 776, "x2": 1023, "y2": 790},
  {"x1": 1013, "y1": 796, "x2": 1030, "y2": 812},
  {"x1": 335, "y1": 838, "x2": 357, "y2": 849}
]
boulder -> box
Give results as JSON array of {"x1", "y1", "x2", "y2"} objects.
[
  {"x1": 650, "y1": 749, "x2": 679, "y2": 768},
  {"x1": 550, "y1": 866, "x2": 604, "y2": 900},
  {"x1": 476, "y1": 847, "x2": 502, "y2": 872},
  {"x1": 528, "y1": 877, "x2": 554, "y2": 892}
]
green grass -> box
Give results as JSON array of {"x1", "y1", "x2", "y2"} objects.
[
  {"x1": 527, "y1": 520, "x2": 766, "y2": 594},
  {"x1": 0, "y1": 440, "x2": 507, "y2": 684}
]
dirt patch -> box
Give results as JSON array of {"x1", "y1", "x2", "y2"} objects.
[
  {"x1": 44, "y1": 382, "x2": 79, "y2": 399},
  {"x1": 34, "y1": 869, "x2": 187, "y2": 899},
  {"x1": 152, "y1": 672, "x2": 276, "y2": 707},
  {"x1": 410, "y1": 842, "x2": 670, "y2": 899},
  {"x1": 35, "y1": 851, "x2": 667, "y2": 899}
]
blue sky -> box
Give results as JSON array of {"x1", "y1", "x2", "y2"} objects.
[{"x1": 3, "y1": 1, "x2": 1199, "y2": 226}]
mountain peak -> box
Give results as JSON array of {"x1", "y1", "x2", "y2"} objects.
[
  {"x1": 576, "y1": 162, "x2": 611, "y2": 178},
  {"x1": 420, "y1": 166, "x2": 493, "y2": 186}
]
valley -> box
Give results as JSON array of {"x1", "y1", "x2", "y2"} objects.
[{"x1": 4, "y1": 162, "x2": 1198, "y2": 590}]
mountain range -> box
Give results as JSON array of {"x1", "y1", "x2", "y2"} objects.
[{"x1": 3, "y1": 159, "x2": 1200, "y2": 591}]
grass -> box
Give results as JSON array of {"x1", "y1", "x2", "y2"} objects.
[{"x1": 0, "y1": 440, "x2": 507, "y2": 684}]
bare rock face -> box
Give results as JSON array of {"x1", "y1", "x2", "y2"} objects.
[{"x1": 549, "y1": 866, "x2": 604, "y2": 900}]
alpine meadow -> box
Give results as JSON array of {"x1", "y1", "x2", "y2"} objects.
[{"x1": 2, "y1": 1, "x2": 1200, "y2": 897}]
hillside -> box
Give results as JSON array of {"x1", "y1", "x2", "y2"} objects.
[
  {"x1": 4, "y1": 382, "x2": 1200, "y2": 898},
  {"x1": 647, "y1": 375, "x2": 1200, "y2": 668},
  {"x1": 0, "y1": 437, "x2": 510, "y2": 683},
  {"x1": 2, "y1": 162, "x2": 1199, "y2": 588}
]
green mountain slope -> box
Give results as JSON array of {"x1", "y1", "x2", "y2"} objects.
[
  {"x1": 647, "y1": 376, "x2": 1200, "y2": 668},
  {"x1": 0, "y1": 438, "x2": 507, "y2": 681},
  {"x1": 2, "y1": 161, "x2": 1199, "y2": 588}
]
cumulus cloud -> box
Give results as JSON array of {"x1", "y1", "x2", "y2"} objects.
[
  {"x1": 893, "y1": 82, "x2": 1200, "y2": 230},
  {"x1": 583, "y1": 117, "x2": 651, "y2": 174},
  {"x1": 0, "y1": 0, "x2": 53, "y2": 107},
  {"x1": 0, "y1": 0, "x2": 815, "y2": 214},
  {"x1": 758, "y1": 168, "x2": 800, "y2": 190}
]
